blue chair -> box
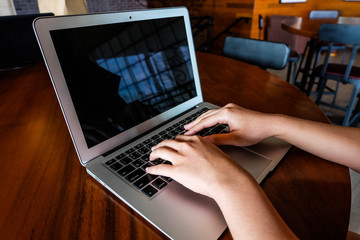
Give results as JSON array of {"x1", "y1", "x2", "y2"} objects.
[
  {"x1": 223, "y1": 36, "x2": 290, "y2": 71},
  {"x1": 313, "y1": 23, "x2": 360, "y2": 126},
  {"x1": 309, "y1": 10, "x2": 339, "y2": 19}
]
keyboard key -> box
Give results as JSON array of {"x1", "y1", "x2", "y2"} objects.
[
  {"x1": 141, "y1": 162, "x2": 153, "y2": 170},
  {"x1": 152, "y1": 158, "x2": 164, "y2": 165},
  {"x1": 134, "y1": 143, "x2": 143, "y2": 149},
  {"x1": 196, "y1": 128, "x2": 209, "y2": 136},
  {"x1": 105, "y1": 159, "x2": 116, "y2": 165},
  {"x1": 119, "y1": 156, "x2": 132, "y2": 165},
  {"x1": 133, "y1": 159, "x2": 144, "y2": 167},
  {"x1": 125, "y1": 169, "x2": 146, "y2": 183},
  {"x1": 110, "y1": 162, "x2": 123, "y2": 171},
  {"x1": 162, "y1": 134, "x2": 172, "y2": 140},
  {"x1": 125, "y1": 148, "x2": 135, "y2": 154},
  {"x1": 151, "y1": 135, "x2": 160, "y2": 140},
  {"x1": 142, "y1": 185, "x2": 158, "y2": 197},
  {"x1": 140, "y1": 154, "x2": 150, "y2": 162},
  {"x1": 134, "y1": 173, "x2": 156, "y2": 189},
  {"x1": 175, "y1": 126, "x2": 184, "y2": 132},
  {"x1": 161, "y1": 176, "x2": 173, "y2": 182},
  {"x1": 115, "y1": 153, "x2": 125, "y2": 160},
  {"x1": 153, "y1": 138, "x2": 162, "y2": 144},
  {"x1": 117, "y1": 165, "x2": 135, "y2": 177},
  {"x1": 169, "y1": 130, "x2": 177, "y2": 136},
  {"x1": 138, "y1": 147, "x2": 149, "y2": 155},
  {"x1": 190, "y1": 113, "x2": 198, "y2": 119},
  {"x1": 144, "y1": 139, "x2": 152, "y2": 145},
  {"x1": 146, "y1": 141, "x2": 156, "y2": 148},
  {"x1": 129, "y1": 151, "x2": 141, "y2": 159},
  {"x1": 152, "y1": 178, "x2": 167, "y2": 190}
]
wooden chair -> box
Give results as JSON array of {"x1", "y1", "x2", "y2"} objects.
[
  {"x1": 223, "y1": 36, "x2": 290, "y2": 71},
  {"x1": 312, "y1": 23, "x2": 360, "y2": 126}
]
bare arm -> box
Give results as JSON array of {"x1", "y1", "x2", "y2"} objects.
[
  {"x1": 185, "y1": 103, "x2": 360, "y2": 172},
  {"x1": 147, "y1": 136, "x2": 297, "y2": 239},
  {"x1": 147, "y1": 103, "x2": 359, "y2": 239}
]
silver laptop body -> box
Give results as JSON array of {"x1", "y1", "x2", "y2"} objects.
[{"x1": 33, "y1": 7, "x2": 290, "y2": 240}]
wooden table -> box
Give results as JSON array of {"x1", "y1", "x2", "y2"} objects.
[
  {"x1": 282, "y1": 17, "x2": 360, "y2": 95},
  {"x1": 0, "y1": 52, "x2": 351, "y2": 240}
]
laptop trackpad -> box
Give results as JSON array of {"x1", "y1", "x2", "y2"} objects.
[{"x1": 220, "y1": 145, "x2": 271, "y2": 179}]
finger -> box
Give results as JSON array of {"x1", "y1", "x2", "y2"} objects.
[
  {"x1": 149, "y1": 146, "x2": 179, "y2": 162},
  {"x1": 174, "y1": 134, "x2": 196, "y2": 140},
  {"x1": 151, "y1": 139, "x2": 181, "y2": 151},
  {"x1": 204, "y1": 132, "x2": 240, "y2": 146},
  {"x1": 146, "y1": 164, "x2": 173, "y2": 177},
  {"x1": 184, "y1": 109, "x2": 219, "y2": 130},
  {"x1": 184, "y1": 113, "x2": 227, "y2": 136}
]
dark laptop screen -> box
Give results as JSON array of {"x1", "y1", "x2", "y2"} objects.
[{"x1": 50, "y1": 17, "x2": 196, "y2": 148}]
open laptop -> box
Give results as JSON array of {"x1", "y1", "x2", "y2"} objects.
[{"x1": 33, "y1": 7, "x2": 291, "y2": 240}]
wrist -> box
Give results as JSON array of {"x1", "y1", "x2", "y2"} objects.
[
  {"x1": 210, "y1": 163, "x2": 259, "y2": 204},
  {"x1": 266, "y1": 114, "x2": 288, "y2": 140}
]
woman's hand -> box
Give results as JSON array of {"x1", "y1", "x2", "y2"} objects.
[
  {"x1": 147, "y1": 134, "x2": 297, "y2": 240},
  {"x1": 184, "y1": 103, "x2": 277, "y2": 147},
  {"x1": 147, "y1": 135, "x2": 251, "y2": 199}
]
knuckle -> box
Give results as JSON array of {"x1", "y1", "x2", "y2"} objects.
[
  {"x1": 192, "y1": 135, "x2": 203, "y2": 141},
  {"x1": 225, "y1": 103, "x2": 236, "y2": 108}
]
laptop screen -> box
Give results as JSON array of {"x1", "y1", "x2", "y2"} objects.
[{"x1": 50, "y1": 17, "x2": 196, "y2": 148}]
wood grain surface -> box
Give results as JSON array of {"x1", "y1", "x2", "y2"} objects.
[{"x1": 0, "y1": 52, "x2": 351, "y2": 239}]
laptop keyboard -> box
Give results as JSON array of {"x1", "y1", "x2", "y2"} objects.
[{"x1": 103, "y1": 107, "x2": 228, "y2": 198}]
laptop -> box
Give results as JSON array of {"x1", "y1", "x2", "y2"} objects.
[{"x1": 33, "y1": 7, "x2": 291, "y2": 240}]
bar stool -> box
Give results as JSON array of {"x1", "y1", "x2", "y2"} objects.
[
  {"x1": 295, "y1": 10, "x2": 346, "y2": 87},
  {"x1": 312, "y1": 23, "x2": 360, "y2": 126}
]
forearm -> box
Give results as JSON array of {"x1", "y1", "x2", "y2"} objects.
[
  {"x1": 270, "y1": 115, "x2": 360, "y2": 171},
  {"x1": 213, "y1": 168, "x2": 297, "y2": 239}
]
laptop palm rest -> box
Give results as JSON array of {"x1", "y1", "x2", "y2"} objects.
[
  {"x1": 220, "y1": 137, "x2": 291, "y2": 183},
  {"x1": 220, "y1": 145, "x2": 272, "y2": 180}
]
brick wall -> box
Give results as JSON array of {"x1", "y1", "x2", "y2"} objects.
[{"x1": 86, "y1": 0, "x2": 147, "y2": 13}]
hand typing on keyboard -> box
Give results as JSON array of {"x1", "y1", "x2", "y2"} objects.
[
  {"x1": 146, "y1": 103, "x2": 298, "y2": 240},
  {"x1": 148, "y1": 134, "x2": 246, "y2": 198},
  {"x1": 147, "y1": 101, "x2": 360, "y2": 240},
  {"x1": 184, "y1": 103, "x2": 275, "y2": 147},
  {"x1": 147, "y1": 103, "x2": 274, "y2": 197}
]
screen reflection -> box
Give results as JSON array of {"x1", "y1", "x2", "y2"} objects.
[{"x1": 51, "y1": 17, "x2": 196, "y2": 148}]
